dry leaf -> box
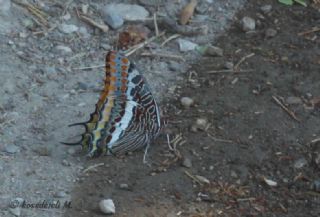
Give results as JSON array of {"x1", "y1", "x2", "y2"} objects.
[{"x1": 180, "y1": 0, "x2": 198, "y2": 25}]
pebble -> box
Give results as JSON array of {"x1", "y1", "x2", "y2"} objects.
[
  {"x1": 67, "y1": 148, "x2": 76, "y2": 155},
  {"x1": 195, "y1": 175, "x2": 210, "y2": 184},
  {"x1": 4, "y1": 144, "x2": 19, "y2": 154},
  {"x1": 3, "y1": 79, "x2": 15, "y2": 94},
  {"x1": 9, "y1": 197, "x2": 24, "y2": 216},
  {"x1": 204, "y1": 45, "x2": 224, "y2": 57},
  {"x1": 260, "y1": 5, "x2": 272, "y2": 14},
  {"x1": 195, "y1": 118, "x2": 208, "y2": 130},
  {"x1": 55, "y1": 45, "x2": 72, "y2": 54},
  {"x1": 102, "y1": 10, "x2": 124, "y2": 29},
  {"x1": 99, "y1": 199, "x2": 115, "y2": 214},
  {"x1": 168, "y1": 61, "x2": 181, "y2": 72},
  {"x1": 224, "y1": 61, "x2": 234, "y2": 69},
  {"x1": 182, "y1": 157, "x2": 192, "y2": 168},
  {"x1": 0, "y1": 0, "x2": 11, "y2": 15},
  {"x1": 177, "y1": 39, "x2": 197, "y2": 52},
  {"x1": 79, "y1": 27, "x2": 90, "y2": 38},
  {"x1": 286, "y1": 96, "x2": 302, "y2": 105},
  {"x1": 294, "y1": 157, "x2": 308, "y2": 169},
  {"x1": 265, "y1": 28, "x2": 277, "y2": 38},
  {"x1": 62, "y1": 159, "x2": 71, "y2": 167},
  {"x1": 119, "y1": 183, "x2": 129, "y2": 190},
  {"x1": 59, "y1": 23, "x2": 79, "y2": 34},
  {"x1": 180, "y1": 97, "x2": 194, "y2": 108},
  {"x1": 102, "y1": 4, "x2": 149, "y2": 22},
  {"x1": 241, "y1": 16, "x2": 256, "y2": 32},
  {"x1": 55, "y1": 191, "x2": 67, "y2": 198},
  {"x1": 44, "y1": 66, "x2": 56, "y2": 74}
]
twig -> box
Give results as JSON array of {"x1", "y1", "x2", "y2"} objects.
[
  {"x1": 140, "y1": 52, "x2": 185, "y2": 62},
  {"x1": 79, "y1": 15, "x2": 109, "y2": 32},
  {"x1": 161, "y1": 34, "x2": 180, "y2": 47},
  {"x1": 207, "y1": 69, "x2": 254, "y2": 74},
  {"x1": 207, "y1": 133, "x2": 233, "y2": 143},
  {"x1": 307, "y1": 137, "x2": 320, "y2": 146},
  {"x1": 124, "y1": 31, "x2": 165, "y2": 56},
  {"x1": 184, "y1": 170, "x2": 203, "y2": 185},
  {"x1": 73, "y1": 64, "x2": 105, "y2": 70},
  {"x1": 272, "y1": 96, "x2": 300, "y2": 122},
  {"x1": 154, "y1": 13, "x2": 159, "y2": 36},
  {"x1": 298, "y1": 27, "x2": 320, "y2": 36},
  {"x1": 234, "y1": 53, "x2": 255, "y2": 70},
  {"x1": 82, "y1": 163, "x2": 104, "y2": 173}
]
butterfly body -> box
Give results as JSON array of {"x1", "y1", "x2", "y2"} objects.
[{"x1": 65, "y1": 51, "x2": 161, "y2": 157}]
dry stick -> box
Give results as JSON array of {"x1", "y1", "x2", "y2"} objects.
[
  {"x1": 124, "y1": 31, "x2": 166, "y2": 57},
  {"x1": 140, "y1": 52, "x2": 185, "y2": 62},
  {"x1": 73, "y1": 64, "x2": 105, "y2": 70},
  {"x1": 184, "y1": 170, "x2": 203, "y2": 185},
  {"x1": 161, "y1": 34, "x2": 180, "y2": 47},
  {"x1": 234, "y1": 53, "x2": 255, "y2": 70},
  {"x1": 82, "y1": 163, "x2": 105, "y2": 173},
  {"x1": 298, "y1": 27, "x2": 320, "y2": 36},
  {"x1": 207, "y1": 69, "x2": 254, "y2": 74},
  {"x1": 154, "y1": 13, "x2": 159, "y2": 36},
  {"x1": 207, "y1": 133, "x2": 233, "y2": 143},
  {"x1": 307, "y1": 137, "x2": 320, "y2": 146},
  {"x1": 79, "y1": 15, "x2": 109, "y2": 33},
  {"x1": 272, "y1": 96, "x2": 300, "y2": 122}
]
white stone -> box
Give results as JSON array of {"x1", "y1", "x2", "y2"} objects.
[
  {"x1": 59, "y1": 23, "x2": 79, "y2": 34},
  {"x1": 103, "y1": 4, "x2": 149, "y2": 21},
  {"x1": 99, "y1": 199, "x2": 115, "y2": 214},
  {"x1": 241, "y1": 16, "x2": 256, "y2": 32},
  {"x1": 177, "y1": 39, "x2": 197, "y2": 52}
]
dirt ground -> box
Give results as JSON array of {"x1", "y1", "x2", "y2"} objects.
[
  {"x1": 64, "y1": 1, "x2": 320, "y2": 217},
  {"x1": 1, "y1": 0, "x2": 320, "y2": 217}
]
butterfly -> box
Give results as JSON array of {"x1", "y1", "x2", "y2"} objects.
[{"x1": 63, "y1": 51, "x2": 162, "y2": 158}]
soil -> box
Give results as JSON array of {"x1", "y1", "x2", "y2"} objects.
[
  {"x1": 1, "y1": 0, "x2": 319, "y2": 217},
  {"x1": 64, "y1": 1, "x2": 320, "y2": 217}
]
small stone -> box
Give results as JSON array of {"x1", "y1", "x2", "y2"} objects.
[
  {"x1": 182, "y1": 157, "x2": 192, "y2": 168},
  {"x1": 3, "y1": 80, "x2": 15, "y2": 94},
  {"x1": 55, "y1": 45, "x2": 72, "y2": 54},
  {"x1": 62, "y1": 159, "x2": 71, "y2": 167},
  {"x1": 241, "y1": 16, "x2": 256, "y2": 32},
  {"x1": 180, "y1": 97, "x2": 194, "y2": 108},
  {"x1": 59, "y1": 23, "x2": 79, "y2": 34},
  {"x1": 204, "y1": 45, "x2": 223, "y2": 57},
  {"x1": 102, "y1": 11, "x2": 124, "y2": 29},
  {"x1": 102, "y1": 4, "x2": 149, "y2": 21},
  {"x1": 44, "y1": 66, "x2": 56, "y2": 74},
  {"x1": 77, "y1": 82, "x2": 88, "y2": 90},
  {"x1": 265, "y1": 28, "x2": 277, "y2": 38},
  {"x1": 168, "y1": 61, "x2": 181, "y2": 72},
  {"x1": 194, "y1": 118, "x2": 208, "y2": 131},
  {"x1": 99, "y1": 199, "x2": 115, "y2": 214},
  {"x1": 101, "y1": 43, "x2": 111, "y2": 50},
  {"x1": 224, "y1": 61, "x2": 234, "y2": 69},
  {"x1": 177, "y1": 39, "x2": 197, "y2": 52},
  {"x1": 294, "y1": 157, "x2": 308, "y2": 169},
  {"x1": 79, "y1": 27, "x2": 90, "y2": 38},
  {"x1": 230, "y1": 170, "x2": 238, "y2": 178},
  {"x1": 35, "y1": 147, "x2": 51, "y2": 156},
  {"x1": 119, "y1": 183, "x2": 129, "y2": 190},
  {"x1": 55, "y1": 191, "x2": 67, "y2": 198},
  {"x1": 260, "y1": 5, "x2": 272, "y2": 14},
  {"x1": 67, "y1": 148, "x2": 76, "y2": 155},
  {"x1": 286, "y1": 96, "x2": 302, "y2": 105},
  {"x1": 195, "y1": 175, "x2": 210, "y2": 184},
  {"x1": 4, "y1": 144, "x2": 19, "y2": 154}
]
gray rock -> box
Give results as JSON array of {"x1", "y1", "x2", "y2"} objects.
[
  {"x1": 180, "y1": 97, "x2": 194, "y2": 108},
  {"x1": 224, "y1": 61, "x2": 234, "y2": 69},
  {"x1": 182, "y1": 157, "x2": 192, "y2": 168},
  {"x1": 55, "y1": 191, "x2": 67, "y2": 198},
  {"x1": 4, "y1": 144, "x2": 19, "y2": 154},
  {"x1": 168, "y1": 61, "x2": 181, "y2": 72},
  {"x1": 55, "y1": 45, "x2": 72, "y2": 54},
  {"x1": 102, "y1": 10, "x2": 124, "y2": 29},
  {"x1": 261, "y1": 5, "x2": 272, "y2": 14},
  {"x1": 62, "y1": 159, "x2": 71, "y2": 167},
  {"x1": 99, "y1": 199, "x2": 115, "y2": 214},
  {"x1": 205, "y1": 45, "x2": 224, "y2": 57},
  {"x1": 265, "y1": 28, "x2": 277, "y2": 38},
  {"x1": 59, "y1": 23, "x2": 79, "y2": 34},
  {"x1": 79, "y1": 27, "x2": 90, "y2": 38},
  {"x1": 119, "y1": 183, "x2": 129, "y2": 190},
  {"x1": 102, "y1": 4, "x2": 149, "y2": 22},
  {"x1": 286, "y1": 96, "x2": 302, "y2": 105},
  {"x1": 294, "y1": 157, "x2": 308, "y2": 169},
  {"x1": 177, "y1": 39, "x2": 197, "y2": 52},
  {"x1": 241, "y1": 16, "x2": 256, "y2": 32},
  {"x1": 44, "y1": 66, "x2": 56, "y2": 74}
]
